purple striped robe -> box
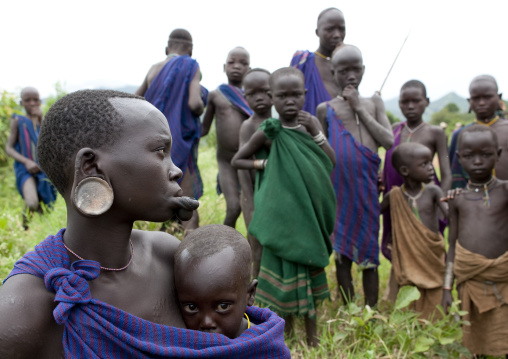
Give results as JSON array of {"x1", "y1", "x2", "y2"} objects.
[
  {"x1": 4, "y1": 229, "x2": 290, "y2": 358},
  {"x1": 290, "y1": 51, "x2": 331, "y2": 116},
  {"x1": 327, "y1": 104, "x2": 380, "y2": 267}
]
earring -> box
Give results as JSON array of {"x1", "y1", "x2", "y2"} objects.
[{"x1": 73, "y1": 177, "x2": 114, "y2": 216}]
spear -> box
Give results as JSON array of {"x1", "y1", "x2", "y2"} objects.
[{"x1": 377, "y1": 30, "x2": 411, "y2": 95}]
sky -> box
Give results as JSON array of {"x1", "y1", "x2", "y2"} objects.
[{"x1": 1, "y1": 0, "x2": 506, "y2": 102}]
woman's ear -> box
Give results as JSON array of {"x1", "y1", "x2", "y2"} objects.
[{"x1": 71, "y1": 148, "x2": 114, "y2": 217}]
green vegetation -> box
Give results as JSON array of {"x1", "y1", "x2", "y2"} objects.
[
  {"x1": 429, "y1": 102, "x2": 475, "y2": 139},
  {"x1": 0, "y1": 90, "x2": 474, "y2": 358}
]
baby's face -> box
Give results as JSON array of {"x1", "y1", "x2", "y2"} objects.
[{"x1": 175, "y1": 247, "x2": 254, "y2": 339}]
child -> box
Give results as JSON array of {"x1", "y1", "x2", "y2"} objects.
[
  {"x1": 382, "y1": 80, "x2": 451, "y2": 261},
  {"x1": 442, "y1": 125, "x2": 508, "y2": 357},
  {"x1": 202, "y1": 47, "x2": 252, "y2": 228},
  {"x1": 0, "y1": 90, "x2": 288, "y2": 358},
  {"x1": 174, "y1": 224, "x2": 258, "y2": 338},
  {"x1": 5, "y1": 87, "x2": 57, "y2": 221},
  {"x1": 381, "y1": 142, "x2": 448, "y2": 319},
  {"x1": 237, "y1": 68, "x2": 272, "y2": 278},
  {"x1": 232, "y1": 67, "x2": 336, "y2": 346},
  {"x1": 449, "y1": 75, "x2": 508, "y2": 188},
  {"x1": 316, "y1": 44, "x2": 393, "y2": 307}
]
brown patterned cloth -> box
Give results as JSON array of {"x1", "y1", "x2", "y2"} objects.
[
  {"x1": 387, "y1": 186, "x2": 445, "y2": 319},
  {"x1": 455, "y1": 242, "x2": 508, "y2": 356}
]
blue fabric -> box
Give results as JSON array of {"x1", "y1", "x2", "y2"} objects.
[
  {"x1": 13, "y1": 114, "x2": 56, "y2": 205},
  {"x1": 326, "y1": 105, "x2": 380, "y2": 267},
  {"x1": 290, "y1": 51, "x2": 331, "y2": 115},
  {"x1": 145, "y1": 55, "x2": 208, "y2": 199},
  {"x1": 218, "y1": 84, "x2": 253, "y2": 117},
  {"x1": 4, "y1": 229, "x2": 291, "y2": 359}
]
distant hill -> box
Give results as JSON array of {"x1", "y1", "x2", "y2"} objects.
[{"x1": 384, "y1": 92, "x2": 469, "y2": 122}]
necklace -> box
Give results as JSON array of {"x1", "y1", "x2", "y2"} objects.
[
  {"x1": 282, "y1": 124, "x2": 302, "y2": 129},
  {"x1": 467, "y1": 176, "x2": 496, "y2": 208},
  {"x1": 475, "y1": 115, "x2": 499, "y2": 127},
  {"x1": 401, "y1": 184, "x2": 425, "y2": 221},
  {"x1": 63, "y1": 240, "x2": 134, "y2": 271},
  {"x1": 405, "y1": 122, "x2": 425, "y2": 142},
  {"x1": 314, "y1": 51, "x2": 331, "y2": 61}
]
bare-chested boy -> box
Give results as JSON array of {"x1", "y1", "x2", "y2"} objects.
[
  {"x1": 291, "y1": 7, "x2": 346, "y2": 115},
  {"x1": 381, "y1": 143, "x2": 448, "y2": 319},
  {"x1": 449, "y1": 75, "x2": 508, "y2": 189},
  {"x1": 202, "y1": 47, "x2": 251, "y2": 228},
  {"x1": 381, "y1": 80, "x2": 450, "y2": 261},
  {"x1": 136, "y1": 29, "x2": 206, "y2": 230},
  {"x1": 5, "y1": 87, "x2": 56, "y2": 224},
  {"x1": 237, "y1": 68, "x2": 272, "y2": 278},
  {"x1": 316, "y1": 44, "x2": 393, "y2": 307},
  {"x1": 442, "y1": 125, "x2": 508, "y2": 357}
]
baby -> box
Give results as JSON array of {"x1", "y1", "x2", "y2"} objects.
[{"x1": 174, "y1": 224, "x2": 258, "y2": 338}]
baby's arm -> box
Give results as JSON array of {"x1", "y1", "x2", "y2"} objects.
[
  {"x1": 201, "y1": 91, "x2": 216, "y2": 137},
  {"x1": 297, "y1": 111, "x2": 336, "y2": 166},
  {"x1": 441, "y1": 198, "x2": 458, "y2": 313},
  {"x1": 315, "y1": 103, "x2": 329, "y2": 138},
  {"x1": 188, "y1": 66, "x2": 204, "y2": 116},
  {"x1": 343, "y1": 86, "x2": 394, "y2": 149},
  {"x1": 5, "y1": 117, "x2": 40, "y2": 174},
  {"x1": 434, "y1": 127, "x2": 452, "y2": 191},
  {"x1": 231, "y1": 130, "x2": 268, "y2": 170}
]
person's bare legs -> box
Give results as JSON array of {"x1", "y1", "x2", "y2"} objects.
[
  {"x1": 179, "y1": 170, "x2": 199, "y2": 231},
  {"x1": 283, "y1": 314, "x2": 294, "y2": 338},
  {"x1": 217, "y1": 155, "x2": 241, "y2": 228},
  {"x1": 335, "y1": 253, "x2": 354, "y2": 304},
  {"x1": 363, "y1": 268, "x2": 379, "y2": 307},
  {"x1": 249, "y1": 234, "x2": 263, "y2": 278},
  {"x1": 21, "y1": 177, "x2": 41, "y2": 229},
  {"x1": 305, "y1": 315, "x2": 319, "y2": 347}
]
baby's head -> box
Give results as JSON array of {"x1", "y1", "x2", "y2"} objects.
[
  {"x1": 243, "y1": 68, "x2": 271, "y2": 116},
  {"x1": 269, "y1": 67, "x2": 306, "y2": 120},
  {"x1": 174, "y1": 224, "x2": 257, "y2": 338},
  {"x1": 457, "y1": 125, "x2": 500, "y2": 179},
  {"x1": 391, "y1": 142, "x2": 435, "y2": 184},
  {"x1": 38, "y1": 89, "x2": 198, "y2": 221}
]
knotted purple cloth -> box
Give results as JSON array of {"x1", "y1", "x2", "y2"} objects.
[
  {"x1": 290, "y1": 51, "x2": 331, "y2": 115},
  {"x1": 4, "y1": 229, "x2": 290, "y2": 359}
]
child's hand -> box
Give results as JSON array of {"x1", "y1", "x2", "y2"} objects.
[
  {"x1": 440, "y1": 188, "x2": 463, "y2": 202},
  {"x1": 342, "y1": 85, "x2": 361, "y2": 111},
  {"x1": 297, "y1": 111, "x2": 319, "y2": 136},
  {"x1": 25, "y1": 159, "x2": 41, "y2": 174}
]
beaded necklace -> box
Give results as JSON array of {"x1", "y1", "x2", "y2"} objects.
[
  {"x1": 314, "y1": 51, "x2": 331, "y2": 61},
  {"x1": 474, "y1": 115, "x2": 499, "y2": 127},
  {"x1": 467, "y1": 176, "x2": 496, "y2": 208},
  {"x1": 405, "y1": 122, "x2": 425, "y2": 142},
  {"x1": 401, "y1": 183, "x2": 425, "y2": 221},
  {"x1": 63, "y1": 240, "x2": 134, "y2": 271}
]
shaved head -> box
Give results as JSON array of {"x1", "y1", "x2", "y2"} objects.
[
  {"x1": 226, "y1": 46, "x2": 250, "y2": 61},
  {"x1": 332, "y1": 44, "x2": 363, "y2": 66},
  {"x1": 317, "y1": 7, "x2": 343, "y2": 25},
  {"x1": 20, "y1": 86, "x2": 39, "y2": 98},
  {"x1": 470, "y1": 75, "x2": 498, "y2": 92}
]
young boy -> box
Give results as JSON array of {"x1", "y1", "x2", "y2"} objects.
[
  {"x1": 0, "y1": 90, "x2": 287, "y2": 358},
  {"x1": 202, "y1": 47, "x2": 252, "y2": 228},
  {"x1": 449, "y1": 75, "x2": 508, "y2": 188},
  {"x1": 237, "y1": 68, "x2": 272, "y2": 278},
  {"x1": 316, "y1": 44, "x2": 393, "y2": 307},
  {"x1": 174, "y1": 225, "x2": 258, "y2": 338},
  {"x1": 232, "y1": 67, "x2": 336, "y2": 346},
  {"x1": 5, "y1": 87, "x2": 57, "y2": 220},
  {"x1": 382, "y1": 80, "x2": 451, "y2": 260},
  {"x1": 381, "y1": 143, "x2": 448, "y2": 319},
  {"x1": 442, "y1": 125, "x2": 508, "y2": 357}
]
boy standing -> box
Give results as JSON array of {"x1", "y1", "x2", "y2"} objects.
[
  {"x1": 449, "y1": 75, "x2": 508, "y2": 188},
  {"x1": 5, "y1": 87, "x2": 56, "y2": 217},
  {"x1": 381, "y1": 143, "x2": 448, "y2": 319},
  {"x1": 232, "y1": 67, "x2": 336, "y2": 346},
  {"x1": 443, "y1": 125, "x2": 508, "y2": 357},
  {"x1": 291, "y1": 7, "x2": 346, "y2": 115},
  {"x1": 316, "y1": 45, "x2": 393, "y2": 307},
  {"x1": 136, "y1": 29, "x2": 206, "y2": 230},
  {"x1": 238, "y1": 68, "x2": 272, "y2": 278},
  {"x1": 202, "y1": 47, "x2": 251, "y2": 228}
]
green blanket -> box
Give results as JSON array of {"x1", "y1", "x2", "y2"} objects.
[{"x1": 250, "y1": 118, "x2": 336, "y2": 317}]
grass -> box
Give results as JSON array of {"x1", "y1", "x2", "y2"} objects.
[{"x1": 0, "y1": 132, "x2": 480, "y2": 358}]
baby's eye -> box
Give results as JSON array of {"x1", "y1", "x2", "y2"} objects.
[
  {"x1": 216, "y1": 303, "x2": 232, "y2": 312},
  {"x1": 182, "y1": 304, "x2": 198, "y2": 313}
]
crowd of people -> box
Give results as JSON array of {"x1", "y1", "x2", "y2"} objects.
[{"x1": 1, "y1": 6, "x2": 507, "y2": 358}]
